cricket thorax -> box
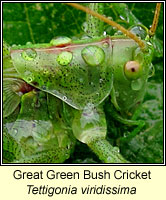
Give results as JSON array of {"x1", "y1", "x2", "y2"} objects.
[{"x1": 11, "y1": 37, "x2": 113, "y2": 110}]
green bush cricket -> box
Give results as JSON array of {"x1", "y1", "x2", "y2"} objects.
[{"x1": 3, "y1": 3, "x2": 163, "y2": 163}]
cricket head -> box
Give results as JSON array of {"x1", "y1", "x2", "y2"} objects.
[
  {"x1": 66, "y1": 3, "x2": 161, "y2": 115},
  {"x1": 110, "y1": 36, "x2": 154, "y2": 116}
]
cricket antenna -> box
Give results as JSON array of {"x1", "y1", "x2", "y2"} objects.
[
  {"x1": 149, "y1": 3, "x2": 161, "y2": 36},
  {"x1": 65, "y1": 3, "x2": 146, "y2": 50}
]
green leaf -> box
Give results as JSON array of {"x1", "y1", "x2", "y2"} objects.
[{"x1": 3, "y1": 3, "x2": 85, "y2": 45}]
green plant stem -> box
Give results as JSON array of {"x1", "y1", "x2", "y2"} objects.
[{"x1": 85, "y1": 3, "x2": 104, "y2": 37}]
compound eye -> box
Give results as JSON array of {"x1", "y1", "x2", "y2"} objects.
[{"x1": 124, "y1": 61, "x2": 142, "y2": 80}]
